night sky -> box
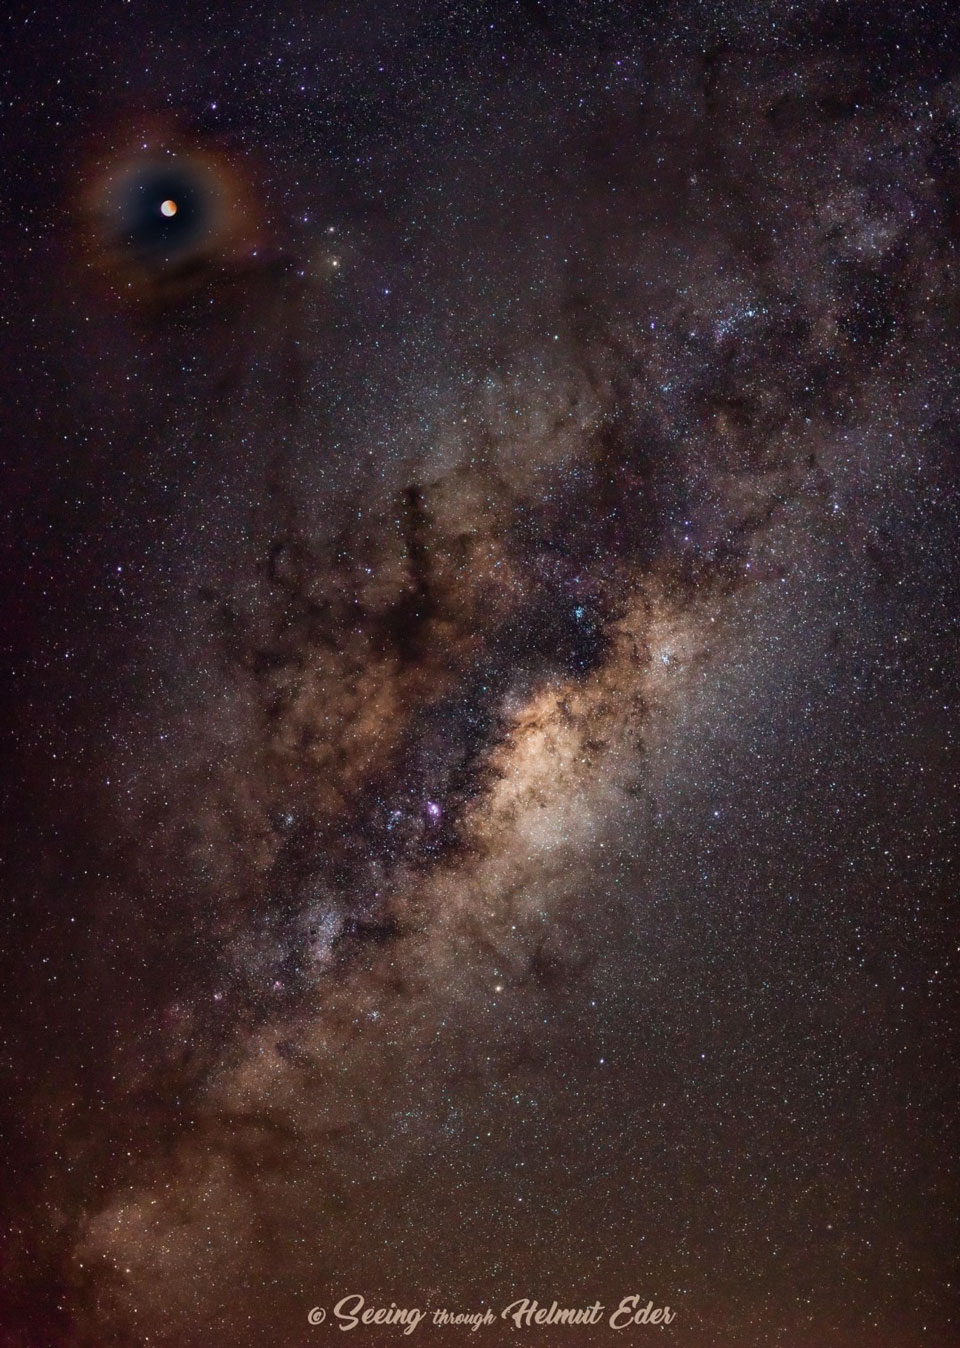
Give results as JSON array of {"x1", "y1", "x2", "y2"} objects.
[{"x1": 2, "y1": 2, "x2": 959, "y2": 1345}]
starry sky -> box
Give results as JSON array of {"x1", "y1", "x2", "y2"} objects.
[{"x1": 2, "y1": 2, "x2": 959, "y2": 1345}]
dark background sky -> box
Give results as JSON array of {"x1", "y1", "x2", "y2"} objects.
[{"x1": 1, "y1": 3, "x2": 958, "y2": 1345}]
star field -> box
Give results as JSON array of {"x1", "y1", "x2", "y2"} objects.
[{"x1": 1, "y1": 3, "x2": 958, "y2": 1345}]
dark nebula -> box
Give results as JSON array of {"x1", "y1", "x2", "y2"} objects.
[{"x1": 2, "y1": 3, "x2": 958, "y2": 1346}]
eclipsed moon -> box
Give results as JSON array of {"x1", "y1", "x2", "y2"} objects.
[{"x1": 160, "y1": 199, "x2": 178, "y2": 217}]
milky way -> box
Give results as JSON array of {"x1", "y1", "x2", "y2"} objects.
[{"x1": 2, "y1": 4, "x2": 959, "y2": 1345}]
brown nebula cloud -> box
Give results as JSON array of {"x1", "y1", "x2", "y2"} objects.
[{"x1": 3, "y1": 6, "x2": 959, "y2": 1346}]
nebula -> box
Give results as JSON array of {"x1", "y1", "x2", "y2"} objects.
[{"x1": 2, "y1": 4, "x2": 958, "y2": 1346}]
